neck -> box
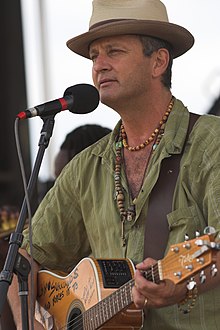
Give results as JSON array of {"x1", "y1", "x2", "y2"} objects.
[{"x1": 120, "y1": 91, "x2": 172, "y2": 146}]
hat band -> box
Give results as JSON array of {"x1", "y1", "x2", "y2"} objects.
[{"x1": 89, "y1": 19, "x2": 134, "y2": 30}]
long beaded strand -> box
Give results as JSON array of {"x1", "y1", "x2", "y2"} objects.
[{"x1": 114, "y1": 96, "x2": 175, "y2": 247}]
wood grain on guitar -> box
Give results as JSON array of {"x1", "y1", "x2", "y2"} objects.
[{"x1": 37, "y1": 234, "x2": 219, "y2": 329}]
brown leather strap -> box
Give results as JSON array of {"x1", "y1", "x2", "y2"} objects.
[{"x1": 144, "y1": 113, "x2": 199, "y2": 260}]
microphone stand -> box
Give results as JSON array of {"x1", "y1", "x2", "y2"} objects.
[{"x1": 0, "y1": 114, "x2": 56, "y2": 330}]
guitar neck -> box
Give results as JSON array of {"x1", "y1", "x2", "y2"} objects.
[
  {"x1": 81, "y1": 262, "x2": 160, "y2": 328},
  {"x1": 37, "y1": 235, "x2": 214, "y2": 329},
  {"x1": 82, "y1": 278, "x2": 134, "y2": 328},
  {"x1": 86, "y1": 234, "x2": 215, "y2": 328}
]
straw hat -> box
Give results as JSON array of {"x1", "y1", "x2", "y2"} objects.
[{"x1": 67, "y1": 0, "x2": 194, "y2": 59}]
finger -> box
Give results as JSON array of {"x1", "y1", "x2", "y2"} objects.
[
  {"x1": 132, "y1": 283, "x2": 146, "y2": 309},
  {"x1": 135, "y1": 268, "x2": 155, "y2": 290},
  {"x1": 136, "y1": 257, "x2": 156, "y2": 270}
]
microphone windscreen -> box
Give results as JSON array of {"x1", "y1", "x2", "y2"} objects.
[{"x1": 64, "y1": 84, "x2": 100, "y2": 114}]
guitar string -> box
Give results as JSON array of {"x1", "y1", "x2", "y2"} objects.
[
  {"x1": 58, "y1": 263, "x2": 161, "y2": 330},
  {"x1": 54, "y1": 246, "x2": 196, "y2": 330},
  {"x1": 58, "y1": 278, "x2": 135, "y2": 330},
  {"x1": 60, "y1": 266, "x2": 160, "y2": 329},
  {"x1": 47, "y1": 243, "x2": 203, "y2": 328},
  {"x1": 59, "y1": 281, "x2": 134, "y2": 330}
]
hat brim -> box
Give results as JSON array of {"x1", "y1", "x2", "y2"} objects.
[{"x1": 67, "y1": 20, "x2": 194, "y2": 59}]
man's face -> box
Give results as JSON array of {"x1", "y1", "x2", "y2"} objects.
[{"x1": 89, "y1": 35, "x2": 154, "y2": 110}]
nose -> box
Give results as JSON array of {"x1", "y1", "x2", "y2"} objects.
[{"x1": 92, "y1": 54, "x2": 111, "y2": 73}]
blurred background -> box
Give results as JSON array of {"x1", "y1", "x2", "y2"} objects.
[{"x1": 1, "y1": 0, "x2": 220, "y2": 209}]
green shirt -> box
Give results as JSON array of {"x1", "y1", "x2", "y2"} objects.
[{"x1": 23, "y1": 99, "x2": 220, "y2": 329}]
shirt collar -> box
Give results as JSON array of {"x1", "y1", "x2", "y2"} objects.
[
  {"x1": 163, "y1": 98, "x2": 190, "y2": 155},
  {"x1": 91, "y1": 98, "x2": 190, "y2": 159}
]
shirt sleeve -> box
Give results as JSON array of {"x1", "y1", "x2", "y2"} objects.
[{"x1": 22, "y1": 160, "x2": 92, "y2": 273}]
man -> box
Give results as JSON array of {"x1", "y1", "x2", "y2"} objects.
[{"x1": 8, "y1": 0, "x2": 220, "y2": 329}]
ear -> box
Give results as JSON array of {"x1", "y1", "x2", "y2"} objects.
[{"x1": 152, "y1": 48, "x2": 170, "y2": 78}]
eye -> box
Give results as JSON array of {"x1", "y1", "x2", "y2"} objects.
[
  {"x1": 90, "y1": 54, "x2": 98, "y2": 62},
  {"x1": 108, "y1": 48, "x2": 122, "y2": 55}
]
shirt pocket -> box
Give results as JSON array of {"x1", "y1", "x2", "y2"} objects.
[{"x1": 166, "y1": 205, "x2": 206, "y2": 247}]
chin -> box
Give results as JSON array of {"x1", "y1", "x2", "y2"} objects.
[
  {"x1": 100, "y1": 89, "x2": 120, "y2": 105},
  {"x1": 100, "y1": 94, "x2": 113, "y2": 107}
]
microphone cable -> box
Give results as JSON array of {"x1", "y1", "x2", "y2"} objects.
[{"x1": 14, "y1": 117, "x2": 35, "y2": 330}]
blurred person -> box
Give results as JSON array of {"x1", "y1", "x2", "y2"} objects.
[
  {"x1": 37, "y1": 124, "x2": 111, "y2": 202},
  {"x1": 54, "y1": 124, "x2": 111, "y2": 177}
]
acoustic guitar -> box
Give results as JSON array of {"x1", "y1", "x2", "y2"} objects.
[{"x1": 37, "y1": 234, "x2": 218, "y2": 329}]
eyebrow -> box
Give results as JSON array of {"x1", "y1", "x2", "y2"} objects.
[{"x1": 89, "y1": 42, "x2": 127, "y2": 56}]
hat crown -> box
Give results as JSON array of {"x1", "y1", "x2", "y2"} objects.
[
  {"x1": 67, "y1": 0, "x2": 194, "y2": 59},
  {"x1": 89, "y1": 0, "x2": 169, "y2": 28}
]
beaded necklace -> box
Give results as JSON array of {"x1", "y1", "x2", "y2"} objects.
[{"x1": 114, "y1": 96, "x2": 174, "y2": 246}]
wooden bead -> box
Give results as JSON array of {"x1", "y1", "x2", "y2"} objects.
[
  {"x1": 114, "y1": 96, "x2": 174, "y2": 247},
  {"x1": 117, "y1": 193, "x2": 124, "y2": 201},
  {"x1": 120, "y1": 96, "x2": 174, "y2": 152}
]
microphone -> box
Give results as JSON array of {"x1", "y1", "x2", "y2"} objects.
[{"x1": 17, "y1": 84, "x2": 100, "y2": 119}]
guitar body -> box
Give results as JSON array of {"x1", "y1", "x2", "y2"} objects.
[
  {"x1": 37, "y1": 257, "x2": 143, "y2": 329},
  {"x1": 37, "y1": 234, "x2": 216, "y2": 329}
]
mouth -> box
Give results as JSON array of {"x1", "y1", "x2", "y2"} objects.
[{"x1": 99, "y1": 79, "x2": 116, "y2": 88}]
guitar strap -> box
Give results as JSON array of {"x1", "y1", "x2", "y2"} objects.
[{"x1": 143, "y1": 113, "x2": 200, "y2": 260}]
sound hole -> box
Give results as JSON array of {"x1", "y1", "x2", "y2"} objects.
[{"x1": 67, "y1": 307, "x2": 83, "y2": 330}]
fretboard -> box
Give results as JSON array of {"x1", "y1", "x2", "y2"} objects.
[
  {"x1": 77, "y1": 262, "x2": 160, "y2": 329},
  {"x1": 83, "y1": 279, "x2": 134, "y2": 329}
]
